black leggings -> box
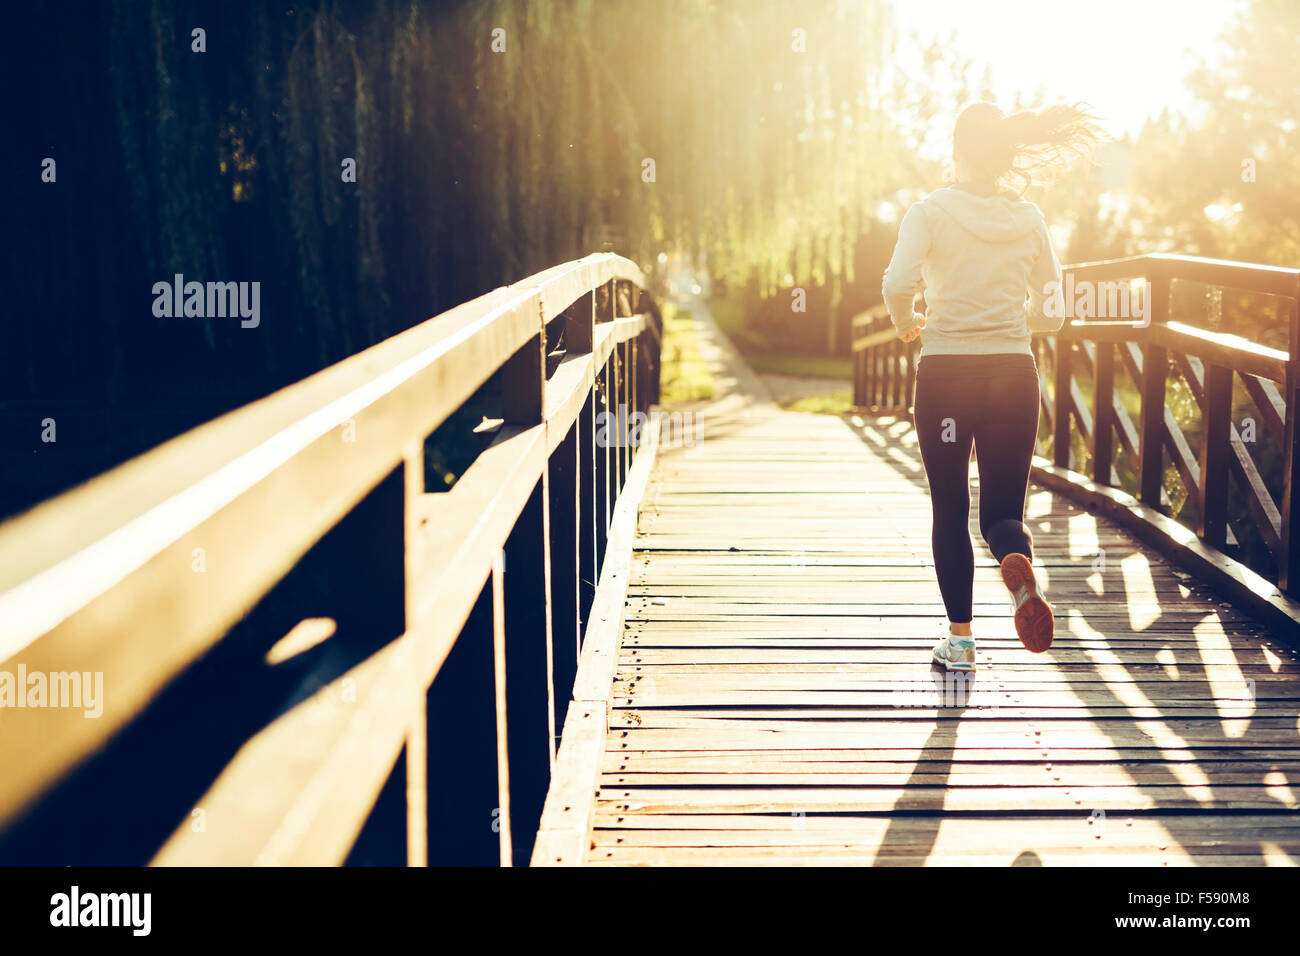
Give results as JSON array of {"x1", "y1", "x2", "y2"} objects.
[{"x1": 912, "y1": 353, "x2": 1040, "y2": 623}]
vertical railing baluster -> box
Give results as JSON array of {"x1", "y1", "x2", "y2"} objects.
[
  {"x1": 403, "y1": 439, "x2": 427, "y2": 867},
  {"x1": 1093, "y1": 341, "x2": 1115, "y2": 485},
  {"x1": 1280, "y1": 286, "x2": 1300, "y2": 593},
  {"x1": 569, "y1": 292, "x2": 598, "y2": 632},
  {"x1": 1053, "y1": 332, "x2": 1073, "y2": 469},
  {"x1": 885, "y1": 336, "x2": 895, "y2": 408},
  {"x1": 498, "y1": 299, "x2": 551, "y2": 866},
  {"x1": 1037, "y1": 338, "x2": 1054, "y2": 439},
  {"x1": 875, "y1": 343, "x2": 882, "y2": 409},
  {"x1": 611, "y1": 342, "x2": 623, "y2": 498},
  {"x1": 595, "y1": 282, "x2": 614, "y2": 564},
  {"x1": 624, "y1": 340, "x2": 634, "y2": 489},
  {"x1": 490, "y1": 551, "x2": 513, "y2": 867},
  {"x1": 1199, "y1": 364, "x2": 1233, "y2": 550},
  {"x1": 878, "y1": 341, "x2": 888, "y2": 409},
  {"x1": 852, "y1": 347, "x2": 864, "y2": 408},
  {"x1": 406, "y1": 702, "x2": 427, "y2": 867},
  {"x1": 624, "y1": 335, "x2": 634, "y2": 460},
  {"x1": 868, "y1": 340, "x2": 878, "y2": 408},
  {"x1": 547, "y1": 423, "x2": 579, "y2": 742},
  {"x1": 904, "y1": 342, "x2": 916, "y2": 412},
  {"x1": 1138, "y1": 273, "x2": 1170, "y2": 507},
  {"x1": 888, "y1": 340, "x2": 899, "y2": 409}
]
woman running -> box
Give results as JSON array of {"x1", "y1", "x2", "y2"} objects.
[{"x1": 881, "y1": 101, "x2": 1101, "y2": 673}]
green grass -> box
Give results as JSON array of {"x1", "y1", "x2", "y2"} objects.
[
  {"x1": 659, "y1": 305, "x2": 714, "y2": 403},
  {"x1": 746, "y1": 352, "x2": 853, "y2": 379},
  {"x1": 710, "y1": 293, "x2": 851, "y2": 379},
  {"x1": 780, "y1": 390, "x2": 854, "y2": 415},
  {"x1": 710, "y1": 294, "x2": 762, "y2": 351}
]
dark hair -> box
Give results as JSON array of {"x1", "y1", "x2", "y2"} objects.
[{"x1": 954, "y1": 101, "x2": 1103, "y2": 196}]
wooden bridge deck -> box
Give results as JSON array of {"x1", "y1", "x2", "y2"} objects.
[{"x1": 575, "y1": 386, "x2": 1300, "y2": 865}]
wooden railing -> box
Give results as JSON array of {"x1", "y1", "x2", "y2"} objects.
[
  {"x1": 852, "y1": 253, "x2": 1300, "y2": 633},
  {"x1": 0, "y1": 253, "x2": 661, "y2": 866}
]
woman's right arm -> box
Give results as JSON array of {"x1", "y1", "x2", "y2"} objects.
[{"x1": 882, "y1": 203, "x2": 929, "y2": 338}]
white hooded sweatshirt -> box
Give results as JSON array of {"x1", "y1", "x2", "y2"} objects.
[{"x1": 881, "y1": 183, "x2": 1066, "y2": 357}]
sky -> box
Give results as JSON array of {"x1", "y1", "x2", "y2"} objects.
[{"x1": 893, "y1": 0, "x2": 1247, "y2": 139}]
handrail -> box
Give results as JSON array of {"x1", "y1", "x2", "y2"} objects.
[
  {"x1": 0, "y1": 253, "x2": 663, "y2": 865},
  {"x1": 850, "y1": 252, "x2": 1300, "y2": 635}
]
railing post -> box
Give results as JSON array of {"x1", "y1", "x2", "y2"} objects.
[
  {"x1": 614, "y1": 343, "x2": 626, "y2": 491},
  {"x1": 567, "y1": 292, "x2": 599, "y2": 629},
  {"x1": 595, "y1": 283, "x2": 614, "y2": 566},
  {"x1": 889, "y1": 339, "x2": 902, "y2": 409},
  {"x1": 852, "y1": 347, "x2": 863, "y2": 408},
  {"x1": 864, "y1": 342, "x2": 875, "y2": 409},
  {"x1": 867, "y1": 344, "x2": 874, "y2": 409},
  {"x1": 904, "y1": 341, "x2": 916, "y2": 411},
  {"x1": 1052, "y1": 331, "x2": 1072, "y2": 469},
  {"x1": 1279, "y1": 287, "x2": 1300, "y2": 592},
  {"x1": 1036, "y1": 337, "x2": 1055, "y2": 439},
  {"x1": 872, "y1": 342, "x2": 883, "y2": 409},
  {"x1": 490, "y1": 553, "x2": 513, "y2": 867},
  {"x1": 881, "y1": 340, "x2": 892, "y2": 409},
  {"x1": 404, "y1": 440, "x2": 427, "y2": 867},
  {"x1": 634, "y1": 292, "x2": 660, "y2": 413},
  {"x1": 611, "y1": 281, "x2": 629, "y2": 494},
  {"x1": 498, "y1": 303, "x2": 551, "y2": 865},
  {"x1": 1092, "y1": 342, "x2": 1115, "y2": 485},
  {"x1": 1198, "y1": 364, "x2": 1233, "y2": 549},
  {"x1": 1138, "y1": 272, "x2": 1169, "y2": 507},
  {"x1": 644, "y1": 297, "x2": 662, "y2": 408},
  {"x1": 547, "y1": 423, "x2": 580, "y2": 743},
  {"x1": 622, "y1": 339, "x2": 632, "y2": 484},
  {"x1": 877, "y1": 340, "x2": 887, "y2": 409}
]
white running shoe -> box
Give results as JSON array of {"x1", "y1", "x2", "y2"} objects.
[{"x1": 931, "y1": 631, "x2": 976, "y2": 672}]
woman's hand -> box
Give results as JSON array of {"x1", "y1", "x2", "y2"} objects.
[{"x1": 899, "y1": 312, "x2": 926, "y2": 343}]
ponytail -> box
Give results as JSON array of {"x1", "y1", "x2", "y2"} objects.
[{"x1": 954, "y1": 101, "x2": 1103, "y2": 196}]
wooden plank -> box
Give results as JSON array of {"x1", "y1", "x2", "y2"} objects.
[
  {"x1": 613, "y1": 648, "x2": 1291, "y2": 666},
  {"x1": 601, "y1": 723, "x2": 1300, "y2": 749},
  {"x1": 596, "y1": 768, "x2": 1298, "y2": 786},
  {"x1": 601, "y1": 754, "x2": 1300, "y2": 776},
  {"x1": 588, "y1": 849, "x2": 1293, "y2": 866},
  {"x1": 594, "y1": 785, "x2": 1299, "y2": 813},
  {"x1": 607, "y1": 706, "x2": 1298, "y2": 721},
  {"x1": 598, "y1": 745, "x2": 1300, "y2": 763}
]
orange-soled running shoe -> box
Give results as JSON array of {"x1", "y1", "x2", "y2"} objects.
[{"x1": 1000, "y1": 552, "x2": 1054, "y2": 653}]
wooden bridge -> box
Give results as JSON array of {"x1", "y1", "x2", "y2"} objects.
[{"x1": 1, "y1": 253, "x2": 1299, "y2": 866}]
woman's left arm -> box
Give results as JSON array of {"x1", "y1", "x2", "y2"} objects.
[{"x1": 1027, "y1": 218, "x2": 1066, "y2": 332}]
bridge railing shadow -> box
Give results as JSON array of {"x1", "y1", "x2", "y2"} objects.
[{"x1": 844, "y1": 408, "x2": 1300, "y2": 866}]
